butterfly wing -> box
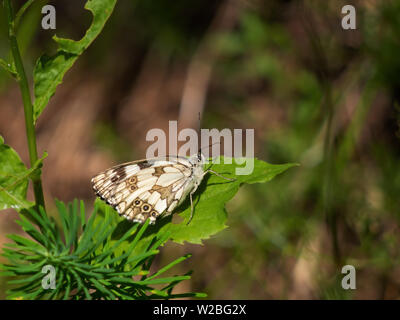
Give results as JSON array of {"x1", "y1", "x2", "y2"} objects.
[{"x1": 91, "y1": 157, "x2": 194, "y2": 224}]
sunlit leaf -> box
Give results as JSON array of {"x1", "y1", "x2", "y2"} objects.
[
  {"x1": 164, "y1": 157, "x2": 297, "y2": 244},
  {"x1": 0, "y1": 136, "x2": 47, "y2": 211},
  {"x1": 33, "y1": 0, "x2": 117, "y2": 122}
]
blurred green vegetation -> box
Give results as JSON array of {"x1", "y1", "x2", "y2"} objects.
[{"x1": 1, "y1": 0, "x2": 400, "y2": 299}]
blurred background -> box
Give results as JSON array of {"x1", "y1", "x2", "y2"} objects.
[{"x1": 1, "y1": 0, "x2": 400, "y2": 299}]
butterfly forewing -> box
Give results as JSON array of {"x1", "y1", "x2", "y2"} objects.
[{"x1": 91, "y1": 156, "x2": 198, "y2": 224}]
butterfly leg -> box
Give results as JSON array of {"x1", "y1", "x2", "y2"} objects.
[
  {"x1": 187, "y1": 183, "x2": 200, "y2": 225},
  {"x1": 203, "y1": 169, "x2": 235, "y2": 181},
  {"x1": 187, "y1": 192, "x2": 194, "y2": 225}
]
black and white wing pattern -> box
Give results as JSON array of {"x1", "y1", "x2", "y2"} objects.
[{"x1": 91, "y1": 156, "x2": 204, "y2": 224}]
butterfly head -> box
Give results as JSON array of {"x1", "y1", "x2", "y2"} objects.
[{"x1": 189, "y1": 151, "x2": 206, "y2": 167}]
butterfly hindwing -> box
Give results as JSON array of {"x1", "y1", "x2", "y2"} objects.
[{"x1": 91, "y1": 157, "x2": 195, "y2": 224}]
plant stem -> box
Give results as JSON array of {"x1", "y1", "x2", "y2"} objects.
[
  {"x1": 14, "y1": 0, "x2": 36, "y2": 31},
  {"x1": 4, "y1": 0, "x2": 45, "y2": 210}
]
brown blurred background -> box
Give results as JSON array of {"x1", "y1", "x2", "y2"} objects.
[{"x1": 1, "y1": 0, "x2": 400, "y2": 299}]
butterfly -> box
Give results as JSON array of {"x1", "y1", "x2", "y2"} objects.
[{"x1": 91, "y1": 151, "x2": 235, "y2": 225}]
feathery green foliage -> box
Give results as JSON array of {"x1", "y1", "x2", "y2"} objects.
[{"x1": 1, "y1": 200, "x2": 205, "y2": 300}]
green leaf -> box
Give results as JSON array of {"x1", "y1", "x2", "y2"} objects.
[
  {"x1": 33, "y1": 0, "x2": 117, "y2": 122},
  {"x1": 53, "y1": 0, "x2": 117, "y2": 55},
  {"x1": 0, "y1": 136, "x2": 47, "y2": 211},
  {"x1": 0, "y1": 58, "x2": 17, "y2": 78},
  {"x1": 161, "y1": 157, "x2": 298, "y2": 244},
  {"x1": 147, "y1": 254, "x2": 192, "y2": 280}
]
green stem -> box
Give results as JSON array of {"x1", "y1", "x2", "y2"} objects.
[
  {"x1": 4, "y1": 0, "x2": 45, "y2": 210},
  {"x1": 14, "y1": 0, "x2": 36, "y2": 31}
]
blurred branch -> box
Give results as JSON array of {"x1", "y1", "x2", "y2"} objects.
[
  {"x1": 299, "y1": 1, "x2": 340, "y2": 267},
  {"x1": 178, "y1": 0, "x2": 241, "y2": 130}
]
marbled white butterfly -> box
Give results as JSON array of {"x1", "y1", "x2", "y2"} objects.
[{"x1": 91, "y1": 151, "x2": 234, "y2": 225}]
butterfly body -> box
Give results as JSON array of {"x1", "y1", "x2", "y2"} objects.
[{"x1": 91, "y1": 153, "x2": 207, "y2": 224}]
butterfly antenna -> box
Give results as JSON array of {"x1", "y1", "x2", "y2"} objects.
[
  {"x1": 199, "y1": 142, "x2": 221, "y2": 163},
  {"x1": 198, "y1": 112, "x2": 201, "y2": 129},
  {"x1": 197, "y1": 112, "x2": 202, "y2": 158},
  {"x1": 199, "y1": 141, "x2": 221, "y2": 152}
]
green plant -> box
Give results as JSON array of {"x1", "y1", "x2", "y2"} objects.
[
  {"x1": 2, "y1": 200, "x2": 204, "y2": 299},
  {"x1": 0, "y1": 0, "x2": 295, "y2": 299},
  {"x1": 1, "y1": 155, "x2": 294, "y2": 300}
]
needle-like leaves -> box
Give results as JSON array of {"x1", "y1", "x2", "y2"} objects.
[{"x1": 0, "y1": 200, "x2": 202, "y2": 300}]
